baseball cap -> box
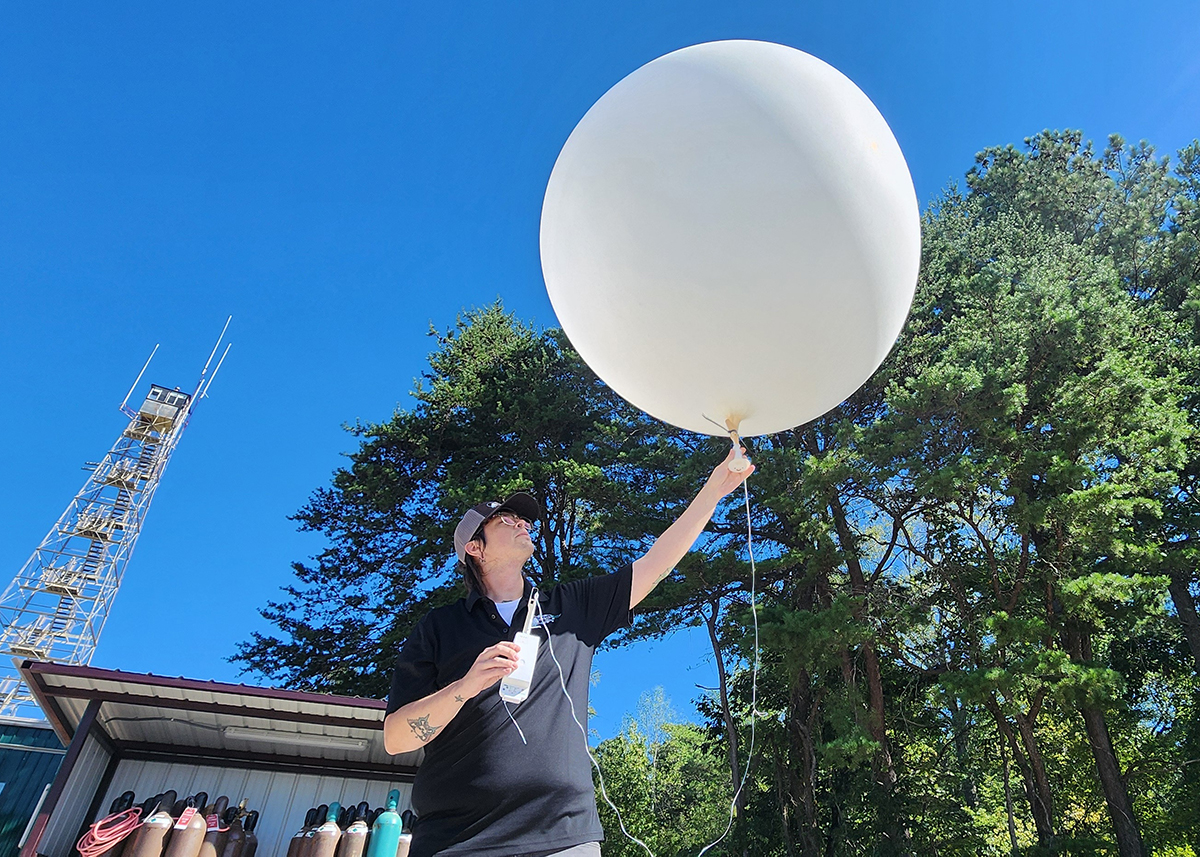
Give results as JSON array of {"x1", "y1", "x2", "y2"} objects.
[{"x1": 453, "y1": 492, "x2": 541, "y2": 564}]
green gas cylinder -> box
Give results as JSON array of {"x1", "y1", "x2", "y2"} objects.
[{"x1": 364, "y1": 792, "x2": 402, "y2": 857}]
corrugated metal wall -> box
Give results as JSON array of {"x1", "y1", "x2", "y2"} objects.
[
  {"x1": 93, "y1": 762, "x2": 412, "y2": 857},
  {"x1": 0, "y1": 723, "x2": 64, "y2": 857},
  {"x1": 40, "y1": 734, "x2": 111, "y2": 857}
]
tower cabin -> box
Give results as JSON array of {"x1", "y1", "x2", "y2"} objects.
[{"x1": 125, "y1": 385, "x2": 190, "y2": 439}]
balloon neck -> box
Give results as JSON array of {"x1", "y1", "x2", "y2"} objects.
[{"x1": 725, "y1": 420, "x2": 751, "y2": 474}]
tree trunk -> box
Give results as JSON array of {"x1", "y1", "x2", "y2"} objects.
[
  {"x1": 703, "y1": 598, "x2": 744, "y2": 810},
  {"x1": 948, "y1": 696, "x2": 978, "y2": 809},
  {"x1": 999, "y1": 737, "x2": 1020, "y2": 857},
  {"x1": 861, "y1": 640, "x2": 898, "y2": 788},
  {"x1": 1013, "y1": 704, "x2": 1054, "y2": 841},
  {"x1": 985, "y1": 697, "x2": 1055, "y2": 848},
  {"x1": 828, "y1": 496, "x2": 900, "y2": 790},
  {"x1": 1168, "y1": 572, "x2": 1200, "y2": 674},
  {"x1": 1064, "y1": 624, "x2": 1147, "y2": 857},
  {"x1": 827, "y1": 497, "x2": 908, "y2": 852},
  {"x1": 788, "y1": 669, "x2": 823, "y2": 857},
  {"x1": 1079, "y1": 703, "x2": 1147, "y2": 857},
  {"x1": 774, "y1": 753, "x2": 798, "y2": 857}
]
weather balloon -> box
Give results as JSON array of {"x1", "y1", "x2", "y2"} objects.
[{"x1": 540, "y1": 40, "x2": 920, "y2": 439}]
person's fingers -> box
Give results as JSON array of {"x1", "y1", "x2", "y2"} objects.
[
  {"x1": 479, "y1": 643, "x2": 518, "y2": 661},
  {"x1": 481, "y1": 649, "x2": 518, "y2": 670}
]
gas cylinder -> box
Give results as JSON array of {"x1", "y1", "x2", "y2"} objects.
[
  {"x1": 309, "y1": 802, "x2": 342, "y2": 857},
  {"x1": 163, "y1": 794, "x2": 210, "y2": 857},
  {"x1": 395, "y1": 811, "x2": 413, "y2": 857},
  {"x1": 361, "y1": 809, "x2": 379, "y2": 857},
  {"x1": 285, "y1": 809, "x2": 317, "y2": 857},
  {"x1": 177, "y1": 793, "x2": 207, "y2": 823},
  {"x1": 219, "y1": 802, "x2": 248, "y2": 857},
  {"x1": 364, "y1": 792, "x2": 401, "y2": 857},
  {"x1": 331, "y1": 808, "x2": 351, "y2": 857},
  {"x1": 124, "y1": 792, "x2": 178, "y2": 857},
  {"x1": 336, "y1": 804, "x2": 369, "y2": 857},
  {"x1": 240, "y1": 812, "x2": 260, "y2": 857},
  {"x1": 197, "y1": 796, "x2": 231, "y2": 857},
  {"x1": 95, "y1": 791, "x2": 138, "y2": 857},
  {"x1": 300, "y1": 805, "x2": 327, "y2": 857}
]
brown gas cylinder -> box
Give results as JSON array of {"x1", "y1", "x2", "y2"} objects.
[
  {"x1": 299, "y1": 805, "x2": 327, "y2": 857},
  {"x1": 334, "y1": 808, "x2": 351, "y2": 847},
  {"x1": 395, "y1": 811, "x2": 414, "y2": 857},
  {"x1": 219, "y1": 802, "x2": 248, "y2": 857},
  {"x1": 240, "y1": 811, "x2": 260, "y2": 857},
  {"x1": 196, "y1": 796, "x2": 230, "y2": 857},
  {"x1": 362, "y1": 808, "x2": 380, "y2": 855},
  {"x1": 336, "y1": 804, "x2": 369, "y2": 857},
  {"x1": 163, "y1": 794, "x2": 210, "y2": 857},
  {"x1": 309, "y1": 803, "x2": 342, "y2": 857},
  {"x1": 286, "y1": 808, "x2": 317, "y2": 857},
  {"x1": 124, "y1": 792, "x2": 178, "y2": 857}
]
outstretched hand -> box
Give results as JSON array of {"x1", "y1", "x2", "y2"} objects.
[{"x1": 703, "y1": 446, "x2": 755, "y2": 500}]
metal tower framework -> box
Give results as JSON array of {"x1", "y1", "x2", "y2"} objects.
[{"x1": 0, "y1": 324, "x2": 230, "y2": 717}]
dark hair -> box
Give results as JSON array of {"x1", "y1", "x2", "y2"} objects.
[{"x1": 462, "y1": 525, "x2": 487, "y2": 593}]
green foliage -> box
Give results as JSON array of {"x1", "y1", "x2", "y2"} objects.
[{"x1": 593, "y1": 693, "x2": 735, "y2": 857}]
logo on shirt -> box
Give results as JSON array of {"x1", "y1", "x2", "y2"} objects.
[{"x1": 531, "y1": 613, "x2": 559, "y2": 629}]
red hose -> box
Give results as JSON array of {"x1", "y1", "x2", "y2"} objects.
[{"x1": 77, "y1": 807, "x2": 143, "y2": 857}]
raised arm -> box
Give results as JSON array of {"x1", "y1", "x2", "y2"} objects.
[{"x1": 629, "y1": 447, "x2": 754, "y2": 609}]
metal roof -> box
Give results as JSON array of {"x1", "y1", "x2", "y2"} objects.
[{"x1": 19, "y1": 660, "x2": 422, "y2": 778}]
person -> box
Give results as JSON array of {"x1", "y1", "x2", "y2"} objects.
[{"x1": 382, "y1": 448, "x2": 754, "y2": 857}]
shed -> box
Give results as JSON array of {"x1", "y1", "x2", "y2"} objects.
[{"x1": 17, "y1": 661, "x2": 421, "y2": 857}]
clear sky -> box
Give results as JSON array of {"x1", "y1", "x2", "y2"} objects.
[{"x1": 1, "y1": 1, "x2": 1197, "y2": 740}]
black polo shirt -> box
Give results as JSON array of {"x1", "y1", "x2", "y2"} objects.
[{"x1": 386, "y1": 565, "x2": 634, "y2": 857}]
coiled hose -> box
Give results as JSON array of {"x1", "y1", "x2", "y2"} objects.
[{"x1": 76, "y1": 807, "x2": 142, "y2": 857}]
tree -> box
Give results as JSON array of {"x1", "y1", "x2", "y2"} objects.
[{"x1": 233, "y1": 302, "x2": 674, "y2": 694}]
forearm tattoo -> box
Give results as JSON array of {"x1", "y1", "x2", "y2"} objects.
[
  {"x1": 407, "y1": 714, "x2": 442, "y2": 743},
  {"x1": 454, "y1": 694, "x2": 465, "y2": 703}
]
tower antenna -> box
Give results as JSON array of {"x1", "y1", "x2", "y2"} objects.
[{"x1": 120, "y1": 344, "x2": 159, "y2": 415}]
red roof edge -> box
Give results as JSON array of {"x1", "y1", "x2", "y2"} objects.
[{"x1": 23, "y1": 661, "x2": 388, "y2": 710}]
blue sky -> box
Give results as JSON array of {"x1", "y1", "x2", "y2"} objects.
[{"x1": 1, "y1": 2, "x2": 1197, "y2": 740}]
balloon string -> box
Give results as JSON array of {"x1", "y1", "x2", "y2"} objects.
[
  {"x1": 516, "y1": 444, "x2": 761, "y2": 857},
  {"x1": 559, "y1": 462, "x2": 761, "y2": 857},
  {"x1": 696, "y1": 477, "x2": 760, "y2": 856}
]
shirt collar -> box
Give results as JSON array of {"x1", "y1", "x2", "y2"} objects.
[{"x1": 466, "y1": 576, "x2": 535, "y2": 613}]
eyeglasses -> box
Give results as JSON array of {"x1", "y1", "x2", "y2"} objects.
[
  {"x1": 472, "y1": 514, "x2": 536, "y2": 543},
  {"x1": 494, "y1": 514, "x2": 534, "y2": 532}
]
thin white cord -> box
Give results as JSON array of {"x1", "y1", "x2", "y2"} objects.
[
  {"x1": 536, "y1": 598, "x2": 656, "y2": 857},
  {"x1": 524, "y1": 473, "x2": 762, "y2": 857},
  {"x1": 503, "y1": 699, "x2": 528, "y2": 745},
  {"x1": 696, "y1": 478, "x2": 760, "y2": 856}
]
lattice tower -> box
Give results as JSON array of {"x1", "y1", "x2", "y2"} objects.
[{"x1": 0, "y1": 328, "x2": 230, "y2": 718}]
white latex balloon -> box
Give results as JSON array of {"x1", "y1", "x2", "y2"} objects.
[{"x1": 540, "y1": 40, "x2": 920, "y2": 437}]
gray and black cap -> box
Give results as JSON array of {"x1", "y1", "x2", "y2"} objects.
[{"x1": 453, "y1": 492, "x2": 541, "y2": 564}]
